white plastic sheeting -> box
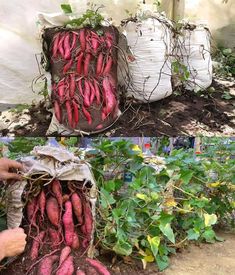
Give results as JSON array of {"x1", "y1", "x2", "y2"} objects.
[
  {"x1": 0, "y1": 0, "x2": 141, "y2": 104},
  {"x1": 0, "y1": 0, "x2": 62, "y2": 104},
  {"x1": 120, "y1": 16, "x2": 173, "y2": 102},
  {"x1": 180, "y1": 25, "x2": 213, "y2": 91}
]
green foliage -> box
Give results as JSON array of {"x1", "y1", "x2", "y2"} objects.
[
  {"x1": 213, "y1": 47, "x2": 235, "y2": 77},
  {"x1": 9, "y1": 104, "x2": 31, "y2": 114},
  {"x1": 61, "y1": 4, "x2": 73, "y2": 14},
  {"x1": 65, "y1": 8, "x2": 104, "y2": 29},
  {"x1": 7, "y1": 138, "x2": 47, "y2": 159},
  {"x1": 90, "y1": 138, "x2": 235, "y2": 271},
  {"x1": 172, "y1": 60, "x2": 190, "y2": 82},
  {"x1": 38, "y1": 79, "x2": 49, "y2": 100}
]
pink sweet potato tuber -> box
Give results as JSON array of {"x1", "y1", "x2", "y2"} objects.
[
  {"x1": 76, "y1": 269, "x2": 86, "y2": 275},
  {"x1": 37, "y1": 255, "x2": 58, "y2": 275},
  {"x1": 52, "y1": 180, "x2": 63, "y2": 208},
  {"x1": 85, "y1": 258, "x2": 110, "y2": 275},
  {"x1": 48, "y1": 228, "x2": 61, "y2": 248},
  {"x1": 71, "y1": 193, "x2": 83, "y2": 225},
  {"x1": 62, "y1": 201, "x2": 75, "y2": 246},
  {"x1": 46, "y1": 197, "x2": 59, "y2": 227},
  {"x1": 56, "y1": 255, "x2": 74, "y2": 275},
  {"x1": 59, "y1": 246, "x2": 71, "y2": 266},
  {"x1": 30, "y1": 231, "x2": 46, "y2": 260},
  {"x1": 38, "y1": 190, "x2": 46, "y2": 220},
  {"x1": 71, "y1": 231, "x2": 80, "y2": 249}
]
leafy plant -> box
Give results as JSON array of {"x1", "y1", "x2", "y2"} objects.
[
  {"x1": 9, "y1": 104, "x2": 31, "y2": 114},
  {"x1": 89, "y1": 139, "x2": 235, "y2": 271},
  {"x1": 213, "y1": 47, "x2": 235, "y2": 77},
  {"x1": 172, "y1": 60, "x2": 190, "y2": 82},
  {"x1": 65, "y1": 5, "x2": 104, "y2": 29},
  {"x1": 7, "y1": 138, "x2": 47, "y2": 160}
]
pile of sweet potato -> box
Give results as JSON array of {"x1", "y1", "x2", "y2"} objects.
[
  {"x1": 23, "y1": 179, "x2": 110, "y2": 275},
  {"x1": 47, "y1": 27, "x2": 119, "y2": 131}
]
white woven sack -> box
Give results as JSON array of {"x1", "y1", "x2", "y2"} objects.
[
  {"x1": 181, "y1": 26, "x2": 213, "y2": 91},
  {"x1": 120, "y1": 17, "x2": 173, "y2": 103}
]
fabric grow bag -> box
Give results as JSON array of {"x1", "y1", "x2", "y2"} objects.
[
  {"x1": 177, "y1": 23, "x2": 213, "y2": 91},
  {"x1": 118, "y1": 14, "x2": 173, "y2": 103}
]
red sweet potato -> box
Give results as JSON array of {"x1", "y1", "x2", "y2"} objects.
[
  {"x1": 63, "y1": 59, "x2": 73, "y2": 74},
  {"x1": 69, "y1": 74, "x2": 76, "y2": 98},
  {"x1": 71, "y1": 231, "x2": 80, "y2": 249},
  {"x1": 84, "y1": 53, "x2": 92, "y2": 76},
  {"x1": 80, "y1": 29, "x2": 86, "y2": 52},
  {"x1": 83, "y1": 201, "x2": 93, "y2": 238},
  {"x1": 56, "y1": 255, "x2": 74, "y2": 275},
  {"x1": 82, "y1": 107, "x2": 92, "y2": 125},
  {"x1": 48, "y1": 228, "x2": 61, "y2": 248},
  {"x1": 62, "y1": 201, "x2": 74, "y2": 246},
  {"x1": 89, "y1": 80, "x2": 96, "y2": 105},
  {"x1": 96, "y1": 52, "x2": 103, "y2": 75},
  {"x1": 30, "y1": 231, "x2": 46, "y2": 260},
  {"x1": 70, "y1": 32, "x2": 77, "y2": 51},
  {"x1": 59, "y1": 246, "x2": 71, "y2": 266},
  {"x1": 38, "y1": 190, "x2": 46, "y2": 220},
  {"x1": 52, "y1": 33, "x2": 60, "y2": 58},
  {"x1": 52, "y1": 180, "x2": 63, "y2": 208},
  {"x1": 103, "y1": 56, "x2": 113, "y2": 75},
  {"x1": 72, "y1": 100, "x2": 79, "y2": 128},
  {"x1": 71, "y1": 193, "x2": 83, "y2": 225},
  {"x1": 85, "y1": 258, "x2": 110, "y2": 275},
  {"x1": 64, "y1": 33, "x2": 71, "y2": 60},
  {"x1": 37, "y1": 255, "x2": 58, "y2": 275},
  {"x1": 93, "y1": 79, "x2": 101, "y2": 105},
  {"x1": 27, "y1": 197, "x2": 37, "y2": 224},
  {"x1": 58, "y1": 33, "x2": 66, "y2": 58},
  {"x1": 46, "y1": 197, "x2": 59, "y2": 227},
  {"x1": 66, "y1": 101, "x2": 74, "y2": 129},
  {"x1": 54, "y1": 101, "x2": 62, "y2": 123},
  {"x1": 76, "y1": 270, "x2": 86, "y2": 275},
  {"x1": 77, "y1": 52, "x2": 84, "y2": 75},
  {"x1": 84, "y1": 80, "x2": 91, "y2": 107}
]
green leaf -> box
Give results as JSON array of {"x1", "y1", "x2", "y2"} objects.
[
  {"x1": 159, "y1": 223, "x2": 175, "y2": 244},
  {"x1": 136, "y1": 193, "x2": 151, "y2": 203},
  {"x1": 156, "y1": 255, "x2": 169, "y2": 271},
  {"x1": 180, "y1": 170, "x2": 194, "y2": 184},
  {"x1": 215, "y1": 235, "x2": 225, "y2": 242},
  {"x1": 100, "y1": 188, "x2": 116, "y2": 208},
  {"x1": 187, "y1": 228, "x2": 200, "y2": 240},
  {"x1": 113, "y1": 240, "x2": 132, "y2": 256},
  {"x1": 202, "y1": 228, "x2": 216, "y2": 243},
  {"x1": 61, "y1": 4, "x2": 73, "y2": 14},
  {"x1": 204, "y1": 213, "x2": 217, "y2": 227},
  {"x1": 147, "y1": 236, "x2": 160, "y2": 258}
]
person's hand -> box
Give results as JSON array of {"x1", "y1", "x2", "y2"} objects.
[
  {"x1": 0, "y1": 228, "x2": 27, "y2": 260},
  {"x1": 0, "y1": 158, "x2": 23, "y2": 181}
]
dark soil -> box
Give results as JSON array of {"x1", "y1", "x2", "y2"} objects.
[{"x1": 0, "y1": 78, "x2": 234, "y2": 137}]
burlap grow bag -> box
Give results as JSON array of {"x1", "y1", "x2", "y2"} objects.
[
  {"x1": 5, "y1": 145, "x2": 97, "y2": 273},
  {"x1": 42, "y1": 26, "x2": 121, "y2": 136}
]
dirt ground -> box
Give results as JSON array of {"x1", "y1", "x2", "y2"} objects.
[
  {"x1": 109, "y1": 231, "x2": 235, "y2": 275},
  {"x1": 0, "y1": 77, "x2": 234, "y2": 137},
  {"x1": 162, "y1": 231, "x2": 235, "y2": 275}
]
